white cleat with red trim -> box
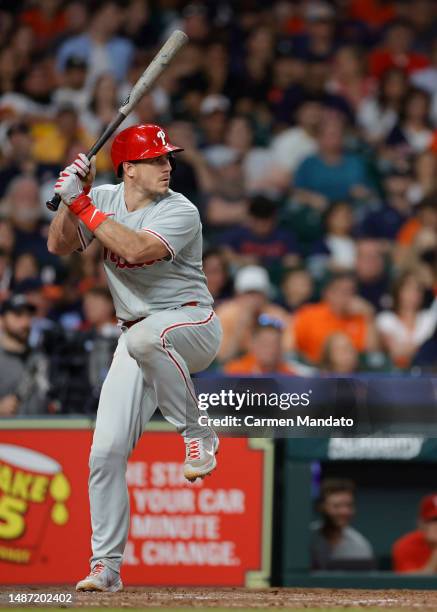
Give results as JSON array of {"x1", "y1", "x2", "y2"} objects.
[
  {"x1": 184, "y1": 432, "x2": 219, "y2": 482},
  {"x1": 76, "y1": 562, "x2": 123, "y2": 592}
]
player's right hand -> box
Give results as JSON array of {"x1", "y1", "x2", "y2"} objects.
[{"x1": 54, "y1": 170, "x2": 85, "y2": 205}]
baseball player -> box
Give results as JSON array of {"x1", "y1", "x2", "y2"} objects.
[{"x1": 47, "y1": 124, "x2": 222, "y2": 592}]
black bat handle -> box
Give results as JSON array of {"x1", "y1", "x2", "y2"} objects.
[{"x1": 46, "y1": 112, "x2": 126, "y2": 212}]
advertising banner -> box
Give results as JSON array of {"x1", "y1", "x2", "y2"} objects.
[
  {"x1": 0, "y1": 426, "x2": 272, "y2": 586},
  {"x1": 0, "y1": 429, "x2": 93, "y2": 583}
]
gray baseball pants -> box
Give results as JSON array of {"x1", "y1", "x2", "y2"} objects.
[{"x1": 88, "y1": 305, "x2": 222, "y2": 573}]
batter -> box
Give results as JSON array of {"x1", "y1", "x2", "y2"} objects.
[{"x1": 47, "y1": 124, "x2": 222, "y2": 592}]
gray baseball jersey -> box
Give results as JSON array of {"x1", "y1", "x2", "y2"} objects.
[{"x1": 77, "y1": 184, "x2": 213, "y2": 320}]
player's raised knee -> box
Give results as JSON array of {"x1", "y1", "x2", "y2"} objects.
[{"x1": 125, "y1": 326, "x2": 160, "y2": 362}]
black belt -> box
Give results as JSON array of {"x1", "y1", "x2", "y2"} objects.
[{"x1": 121, "y1": 301, "x2": 200, "y2": 329}]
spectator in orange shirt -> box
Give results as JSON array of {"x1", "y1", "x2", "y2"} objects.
[
  {"x1": 395, "y1": 193, "x2": 437, "y2": 268},
  {"x1": 293, "y1": 272, "x2": 378, "y2": 364},
  {"x1": 393, "y1": 493, "x2": 437, "y2": 574},
  {"x1": 224, "y1": 314, "x2": 295, "y2": 375}
]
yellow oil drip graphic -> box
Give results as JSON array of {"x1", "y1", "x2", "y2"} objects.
[{"x1": 49, "y1": 473, "x2": 71, "y2": 525}]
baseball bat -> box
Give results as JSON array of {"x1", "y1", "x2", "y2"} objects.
[{"x1": 46, "y1": 29, "x2": 189, "y2": 211}]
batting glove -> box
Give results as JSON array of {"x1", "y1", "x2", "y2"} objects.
[
  {"x1": 54, "y1": 170, "x2": 85, "y2": 206},
  {"x1": 55, "y1": 154, "x2": 97, "y2": 205},
  {"x1": 64, "y1": 153, "x2": 96, "y2": 184},
  {"x1": 64, "y1": 153, "x2": 96, "y2": 193}
]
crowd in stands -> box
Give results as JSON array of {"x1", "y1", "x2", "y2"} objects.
[{"x1": 0, "y1": 0, "x2": 437, "y2": 414}]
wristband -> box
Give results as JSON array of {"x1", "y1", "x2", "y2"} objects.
[{"x1": 69, "y1": 194, "x2": 107, "y2": 233}]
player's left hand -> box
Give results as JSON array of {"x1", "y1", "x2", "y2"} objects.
[{"x1": 54, "y1": 170, "x2": 85, "y2": 206}]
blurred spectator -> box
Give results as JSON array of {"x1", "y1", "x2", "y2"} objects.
[
  {"x1": 229, "y1": 26, "x2": 274, "y2": 110},
  {"x1": 0, "y1": 248, "x2": 11, "y2": 302},
  {"x1": 222, "y1": 115, "x2": 274, "y2": 195},
  {"x1": 280, "y1": 267, "x2": 314, "y2": 313},
  {"x1": 293, "y1": 113, "x2": 372, "y2": 209},
  {"x1": 376, "y1": 271, "x2": 437, "y2": 367},
  {"x1": 410, "y1": 38, "x2": 437, "y2": 96},
  {"x1": 200, "y1": 94, "x2": 230, "y2": 148},
  {"x1": 348, "y1": 0, "x2": 395, "y2": 30},
  {"x1": 13, "y1": 277, "x2": 58, "y2": 349},
  {"x1": 308, "y1": 201, "x2": 357, "y2": 279},
  {"x1": 368, "y1": 20, "x2": 429, "y2": 80},
  {"x1": 31, "y1": 104, "x2": 93, "y2": 165},
  {"x1": 292, "y1": 1, "x2": 337, "y2": 62},
  {"x1": 358, "y1": 67, "x2": 408, "y2": 144},
  {"x1": 269, "y1": 97, "x2": 321, "y2": 186},
  {"x1": 204, "y1": 152, "x2": 248, "y2": 231},
  {"x1": 121, "y1": 0, "x2": 160, "y2": 50},
  {"x1": 167, "y1": 120, "x2": 215, "y2": 204},
  {"x1": 0, "y1": 294, "x2": 49, "y2": 416},
  {"x1": 12, "y1": 252, "x2": 39, "y2": 286},
  {"x1": 385, "y1": 87, "x2": 433, "y2": 160},
  {"x1": 411, "y1": 38, "x2": 437, "y2": 123},
  {"x1": 56, "y1": 1, "x2": 134, "y2": 85},
  {"x1": 202, "y1": 248, "x2": 232, "y2": 305},
  {"x1": 81, "y1": 287, "x2": 117, "y2": 333},
  {"x1": 53, "y1": 55, "x2": 89, "y2": 113},
  {"x1": 217, "y1": 195, "x2": 300, "y2": 270},
  {"x1": 415, "y1": 149, "x2": 437, "y2": 199},
  {"x1": 216, "y1": 265, "x2": 292, "y2": 363},
  {"x1": 293, "y1": 272, "x2": 378, "y2": 364},
  {"x1": 0, "y1": 218, "x2": 15, "y2": 257},
  {"x1": 5, "y1": 176, "x2": 57, "y2": 271},
  {"x1": 327, "y1": 46, "x2": 376, "y2": 110},
  {"x1": 395, "y1": 192, "x2": 437, "y2": 269},
  {"x1": 320, "y1": 332, "x2": 360, "y2": 374},
  {"x1": 202, "y1": 41, "x2": 230, "y2": 97},
  {"x1": 80, "y1": 73, "x2": 121, "y2": 137},
  {"x1": 224, "y1": 314, "x2": 295, "y2": 375},
  {"x1": 0, "y1": 57, "x2": 53, "y2": 121},
  {"x1": 355, "y1": 238, "x2": 391, "y2": 312},
  {"x1": 311, "y1": 478, "x2": 375, "y2": 570},
  {"x1": 412, "y1": 320, "x2": 437, "y2": 372},
  {"x1": 21, "y1": 0, "x2": 66, "y2": 50},
  {"x1": 81, "y1": 287, "x2": 120, "y2": 392},
  {"x1": 0, "y1": 122, "x2": 59, "y2": 198},
  {"x1": 359, "y1": 168, "x2": 414, "y2": 241},
  {"x1": 62, "y1": 1, "x2": 89, "y2": 38},
  {"x1": 393, "y1": 493, "x2": 437, "y2": 574}
]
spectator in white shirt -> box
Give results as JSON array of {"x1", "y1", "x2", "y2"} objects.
[{"x1": 376, "y1": 271, "x2": 437, "y2": 367}]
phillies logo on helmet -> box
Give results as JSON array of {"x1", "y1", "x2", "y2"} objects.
[
  {"x1": 156, "y1": 130, "x2": 166, "y2": 145},
  {"x1": 111, "y1": 124, "x2": 183, "y2": 177}
]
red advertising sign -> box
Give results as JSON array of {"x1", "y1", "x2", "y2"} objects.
[
  {"x1": 123, "y1": 434, "x2": 271, "y2": 585},
  {"x1": 0, "y1": 427, "x2": 272, "y2": 586},
  {"x1": 0, "y1": 429, "x2": 93, "y2": 583}
]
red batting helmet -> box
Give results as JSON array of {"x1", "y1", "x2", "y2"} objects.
[{"x1": 111, "y1": 124, "x2": 183, "y2": 177}]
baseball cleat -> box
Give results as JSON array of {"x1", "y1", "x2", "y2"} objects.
[
  {"x1": 184, "y1": 432, "x2": 219, "y2": 482},
  {"x1": 76, "y1": 561, "x2": 123, "y2": 592}
]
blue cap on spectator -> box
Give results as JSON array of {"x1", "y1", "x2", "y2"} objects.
[
  {"x1": 0, "y1": 294, "x2": 36, "y2": 315},
  {"x1": 14, "y1": 278, "x2": 43, "y2": 294}
]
